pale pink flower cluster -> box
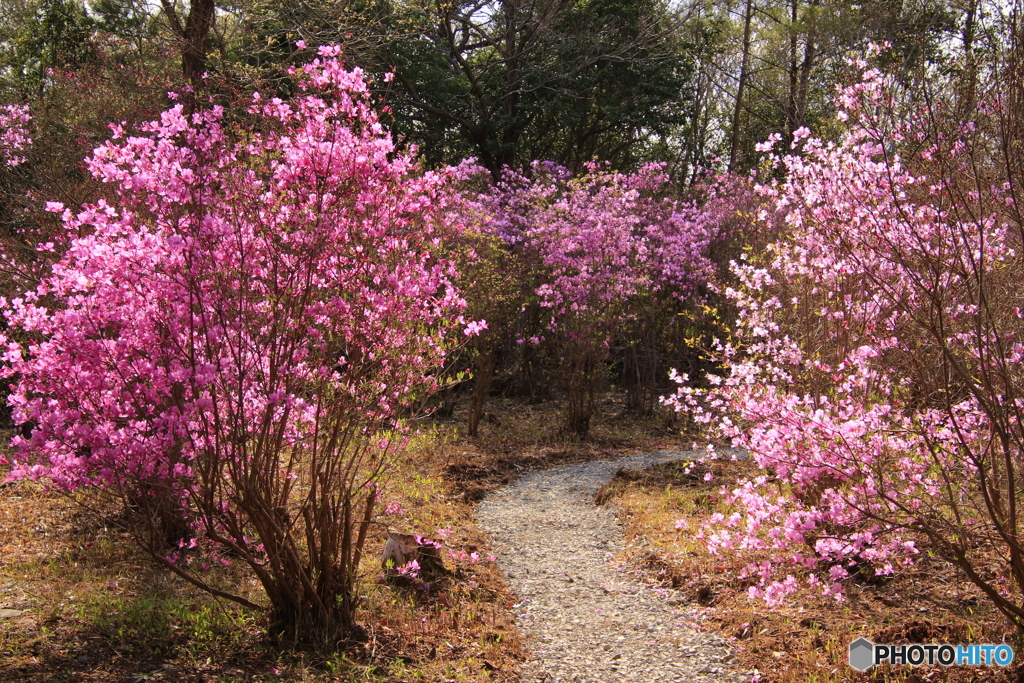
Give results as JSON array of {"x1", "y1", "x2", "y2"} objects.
[
  {"x1": 397, "y1": 559, "x2": 420, "y2": 577},
  {"x1": 469, "y1": 161, "x2": 735, "y2": 321},
  {"x1": 666, "y1": 65, "x2": 1019, "y2": 606},
  {"x1": 456, "y1": 162, "x2": 757, "y2": 377}
]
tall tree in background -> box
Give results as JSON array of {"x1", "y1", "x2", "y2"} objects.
[
  {"x1": 0, "y1": 0, "x2": 1005, "y2": 203},
  {"x1": 0, "y1": 0, "x2": 94, "y2": 95},
  {"x1": 212, "y1": 0, "x2": 389, "y2": 84},
  {"x1": 159, "y1": 0, "x2": 216, "y2": 82},
  {"x1": 122, "y1": 0, "x2": 973, "y2": 177},
  {"x1": 727, "y1": 0, "x2": 752, "y2": 171},
  {"x1": 714, "y1": 0, "x2": 957, "y2": 172},
  {"x1": 379, "y1": 0, "x2": 697, "y2": 176}
]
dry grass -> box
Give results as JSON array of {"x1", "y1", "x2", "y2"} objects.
[
  {"x1": 0, "y1": 392, "x2": 686, "y2": 681},
  {"x1": 599, "y1": 458, "x2": 1023, "y2": 682},
  {"x1": 0, "y1": 422, "x2": 527, "y2": 682},
  {"x1": 9, "y1": 390, "x2": 1010, "y2": 682}
]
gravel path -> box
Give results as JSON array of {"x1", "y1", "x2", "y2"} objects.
[{"x1": 476, "y1": 450, "x2": 751, "y2": 683}]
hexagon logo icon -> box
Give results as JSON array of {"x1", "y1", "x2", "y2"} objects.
[{"x1": 849, "y1": 637, "x2": 875, "y2": 671}]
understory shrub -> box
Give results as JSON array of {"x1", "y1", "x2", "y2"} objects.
[{"x1": 460, "y1": 161, "x2": 756, "y2": 435}]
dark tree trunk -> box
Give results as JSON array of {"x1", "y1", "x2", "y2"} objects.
[
  {"x1": 161, "y1": 0, "x2": 216, "y2": 84},
  {"x1": 468, "y1": 343, "x2": 497, "y2": 437},
  {"x1": 787, "y1": 0, "x2": 799, "y2": 137},
  {"x1": 729, "y1": 0, "x2": 754, "y2": 172}
]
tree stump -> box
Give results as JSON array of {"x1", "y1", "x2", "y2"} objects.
[{"x1": 381, "y1": 532, "x2": 447, "y2": 579}]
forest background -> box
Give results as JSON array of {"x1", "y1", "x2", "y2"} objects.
[{"x1": 0, "y1": 0, "x2": 988, "y2": 210}]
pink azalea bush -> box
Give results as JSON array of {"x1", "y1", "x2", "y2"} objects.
[
  {"x1": 1, "y1": 47, "x2": 467, "y2": 645},
  {"x1": 666, "y1": 61, "x2": 1024, "y2": 628},
  {"x1": 465, "y1": 161, "x2": 752, "y2": 433},
  {"x1": 0, "y1": 104, "x2": 31, "y2": 167},
  {"x1": 484, "y1": 161, "x2": 719, "y2": 315}
]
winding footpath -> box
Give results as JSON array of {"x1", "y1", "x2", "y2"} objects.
[{"x1": 476, "y1": 450, "x2": 752, "y2": 683}]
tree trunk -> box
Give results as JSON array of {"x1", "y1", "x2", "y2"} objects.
[
  {"x1": 960, "y1": 0, "x2": 979, "y2": 116},
  {"x1": 161, "y1": 0, "x2": 216, "y2": 84},
  {"x1": 564, "y1": 343, "x2": 600, "y2": 436},
  {"x1": 794, "y1": 0, "x2": 819, "y2": 134},
  {"x1": 729, "y1": 0, "x2": 754, "y2": 172},
  {"x1": 468, "y1": 344, "x2": 497, "y2": 437},
  {"x1": 786, "y1": 0, "x2": 800, "y2": 138}
]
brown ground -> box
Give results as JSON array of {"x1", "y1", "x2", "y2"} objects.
[
  {"x1": 6, "y1": 393, "x2": 1017, "y2": 682},
  {"x1": 599, "y1": 459, "x2": 1024, "y2": 683},
  {"x1": 0, "y1": 439, "x2": 525, "y2": 681},
  {"x1": 441, "y1": 395, "x2": 691, "y2": 502},
  {"x1": 0, "y1": 394, "x2": 681, "y2": 683}
]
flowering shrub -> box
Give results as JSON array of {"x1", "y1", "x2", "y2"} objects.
[
  {"x1": 465, "y1": 161, "x2": 750, "y2": 433},
  {"x1": 488, "y1": 162, "x2": 717, "y2": 315},
  {"x1": 0, "y1": 105, "x2": 31, "y2": 167},
  {"x1": 0, "y1": 39, "x2": 182, "y2": 305},
  {"x1": 666, "y1": 60, "x2": 1024, "y2": 629},
  {"x1": 424, "y1": 163, "x2": 524, "y2": 433},
  {"x1": 1, "y1": 47, "x2": 467, "y2": 645}
]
